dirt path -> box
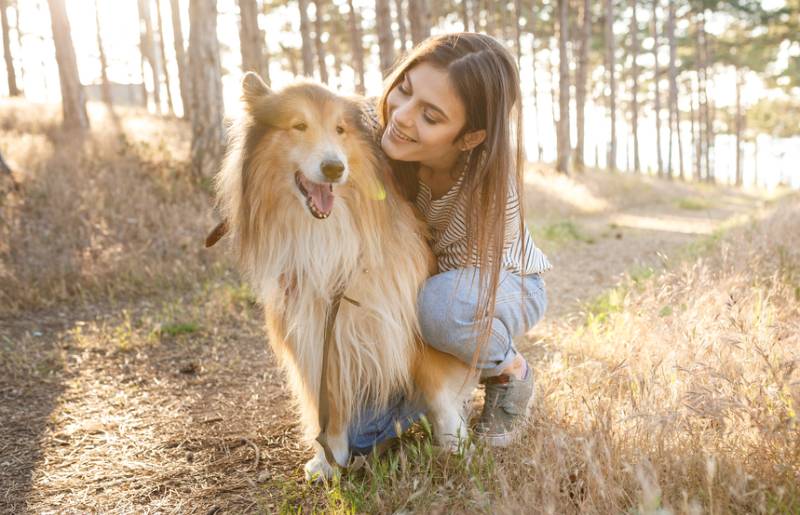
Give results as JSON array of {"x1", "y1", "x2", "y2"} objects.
[{"x1": 0, "y1": 178, "x2": 770, "y2": 513}]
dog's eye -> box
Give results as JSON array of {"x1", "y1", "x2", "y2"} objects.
[
  {"x1": 293, "y1": 123, "x2": 307, "y2": 132},
  {"x1": 336, "y1": 126, "x2": 345, "y2": 134}
]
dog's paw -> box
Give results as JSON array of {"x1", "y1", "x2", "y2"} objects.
[{"x1": 303, "y1": 453, "x2": 335, "y2": 483}]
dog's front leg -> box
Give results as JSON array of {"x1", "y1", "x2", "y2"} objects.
[{"x1": 303, "y1": 427, "x2": 349, "y2": 482}]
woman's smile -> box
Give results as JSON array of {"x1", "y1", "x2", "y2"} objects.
[{"x1": 387, "y1": 121, "x2": 417, "y2": 143}]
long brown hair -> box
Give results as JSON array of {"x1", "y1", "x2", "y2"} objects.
[{"x1": 377, "y1": 33, "x2": 526, "y2": 370}]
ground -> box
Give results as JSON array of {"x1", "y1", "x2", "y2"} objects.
[{"x1": 0, "y1": 156, "x2": 788, "y2": 513}]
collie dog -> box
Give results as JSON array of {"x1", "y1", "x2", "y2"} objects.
[{"x1": 209, "y1": 72, "x2": 477, "y2": 480}]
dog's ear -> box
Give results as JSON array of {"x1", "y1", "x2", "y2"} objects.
[
  {"x1": 205, "y1": 220, "x2": 228, "y2": 248},
  {"x1": 242, "y1": 72, "x2": 270, "y2": 106}
]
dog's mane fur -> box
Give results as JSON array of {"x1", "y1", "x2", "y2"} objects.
[{"x1": 215, "y1": 81, "x2": 433, "y2": 440}]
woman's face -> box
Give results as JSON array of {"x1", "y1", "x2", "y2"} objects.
[{"x1": 381, "y1": 62, "x2": 469, "y2": 171}]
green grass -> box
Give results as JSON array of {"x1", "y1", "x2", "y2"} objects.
[
  {"x1": 269, "y1": 421, "x2": 497, "y2": 513},
  {"x1": 677, "y1": 197, "x2": 712, "y2": 211},
  {"x1": 536, "y1": 219, "x2": 595, "y2": 246}
]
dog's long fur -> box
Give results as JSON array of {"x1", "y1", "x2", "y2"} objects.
[{"x1": 213, "y1": 73, "x2": 475, "y2": 477}]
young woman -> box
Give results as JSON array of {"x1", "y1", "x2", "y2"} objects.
[{"x1": 356, "y1": 33, "x2": 551, "y2": 449}]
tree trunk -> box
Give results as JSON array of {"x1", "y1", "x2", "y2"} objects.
[
  {"x1": 394, "y1": 0, "x2": 408, "y2": 52},
  {"x1": 574, "y1": 0, "x2": 590, "y2": 170},
  {"x1": 408, "y1": 0, "x2": 429, "y2": 46},
  {"x1": 170, "y1": 0, "x2": 191, "y2": 118},
  {"x1": 676, "y1": 82, "x2": 684, "y2": 179},
  {"x1": 375, "y1": 0, "x2": 395, "y2": 76},
  {"x1": 93, "y1": 0, "x2": 113, "y2": 109},
  {"x1": 238, "y1": 0, "x2": 267, "y2": 80},
  {"x1": 652, "y1": 1, "x2": 663, "y2": 177},
  {"x1": 482, "y1": 0, "x2": 494, "y2": 36},
  {"x1": 13, "y1": 1, "x2": 23, "y2": 87},
  {"x1": 47, "y1": 0, "x2": 89, "y2": 131},
  {"x1": 531, "y1": 35, "x2": 543, "y2": 161},
  {"x1": 138, "y1": 0, "x2": 162, "y2": 113},
  {"x1": 1, "y1": 0, "x2": 19, "y2": 96},
  {"x1": 630, "y1": 0, "x2": 640, "y2": 173},
  {"x1": 312, "y1": 0, "x2": 328, "y2": 83},
  {"x1": 605, "y1": 0, "x2": 616, "y2": 172},
  {"x1": 188, "y1": 0, "x2": 224, "y2": 179},
  {"x1": 298, "y1": 0, "x2": 314, "y2": 76},
  {"x1": 461, "y1": 0, "x2": 471, "y2": 31},
  {"x1": 556, "y1": 0, "x2": 570, "y2": 174},
  {"x1": 701, "y1": 11, "x2": 713, "y2": 183},
  {"x1": 666, "y1": 0, "x2": 676, "y2": 179},
  {"x1": 549, "y1": 52, "x2": 558, "y2": 145},
  {"x1": 689, "y1": 75, "x2": 698, "y2": 180},
  {"x1": 282, "y1": 43, "x2": 299, "y2": 76},
  {"x1": 513, "y1": 0, "x2": 522, "y2": 67},
  {"x1": 347, "y1": 0, "x2": 365, "y2": 94},
  {"x1": 156, "y1": 0, "x2": 175, "y2": 115},
  {"x1": 735, "y1": 67, "x2": 742, "y2": 186}
]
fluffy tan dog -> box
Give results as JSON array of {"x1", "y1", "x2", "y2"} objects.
[{"x1": 209, "y1": 73, "x2": 477, "y2": 480}]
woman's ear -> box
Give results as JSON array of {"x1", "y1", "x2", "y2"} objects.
[{"x1": 461, "y1": 129, "x2": 486, "y2": 151}]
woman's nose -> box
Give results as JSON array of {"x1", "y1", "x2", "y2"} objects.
[{"x1": 392, "y1": 101, "x2": 414, "y2": 128}]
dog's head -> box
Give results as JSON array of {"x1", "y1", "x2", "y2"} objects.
[{"x1": 208, "y1": 73, "x2": 387, "y2": 254}]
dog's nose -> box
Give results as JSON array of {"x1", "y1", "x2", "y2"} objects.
[{"x1": 321, "y1": 160, "x2": 345, "y2": 181}]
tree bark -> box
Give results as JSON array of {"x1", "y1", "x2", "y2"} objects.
[
  {"x1": 47, "y1": 0, "x2": 89, "y2": 131},
  {"x1": 531, "y1": 33, "x2": 543, "y2": 161},
  {"x1": 394, "y1": 0, "x2": 408, "y2": 52},
  {"x1": 652, "y1": 1, "x2": 663, "y2": 177},
  {"x1": 312, "y1": 0, "x2": 328, "y2": 83},
  {"x1": 93, "y1": 0, "x2": 113, "y2": 109},
  {"x1": 666, "y1": 0, "x2": 676, "y2": 179},
  {"x1": 170, "y1": 0, "x2": 191, "y2": 118},
  {"x1": 188, "y1": 0, "x2": 224, "y2": 179},
  {"x1": 298, "y1": 0, "x2": 314, "y2": 76},
  {"x1": 556, "y1": 0, "x2": 570, "y2": 174},
  {"x1": 605, "y1": 0, "x2": 616, "y2": 172},
  {"x1": 156, "y1": 0, "x2": 175, "y2": 115},
  {"x1": 630, "y1": 0, "x2": 640, "y2": 173},
  {"x1": 375, "y1": 0, "x2": 395, "y2": 76},
  {"x1": 482, "y1": 0, "x2": 494, "y2": 35},
  {"x1": 238, "y1": 0, "x2": 267, "y2": 80},
  {"x1": 408, "y1": 0, "x2": 429, "y2": 46},
  {"x1": 461, "y1": 0, "x2": 471, "y2": 31},
  {"x1": 574, "y1": 0, "x2": 590, "y2": 170},
  {"x1": 347, "y1": 0, "x2": 365, "y2": 94},
  {"x1": 513, "y1": 0, "x2": 522, "y2": 68},
  {"x1": 1, "y1": 0, "x2": 19, "y2": 96},
  {"x1": 138, "y1": 0, "x2": 162, "y2": 113},
  {"x1": 689, "y1": 74, "x2": 699, "y2": 180},
  {"x1": 701, "y1": 10, "x2": 713, "y2": 183},
  {"x1": 735, "y1": 67, "x2": 742, "y2": 186}
]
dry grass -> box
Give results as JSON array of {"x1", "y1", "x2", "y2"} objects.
[
  {"x1": 0, "y1": 99, "x2": 225, "y2": 315},
  {"x1": 1, "y1": 101, "x2": 797, "y2": 513}
]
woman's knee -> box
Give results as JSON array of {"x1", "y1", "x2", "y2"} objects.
[{"x1": 416, "y1": 272, "x2": 476, "y2": 355}]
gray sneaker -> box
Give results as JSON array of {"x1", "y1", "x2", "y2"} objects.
[{"x1": 474, "y1": 368, "x2": 534, "y2": 447}]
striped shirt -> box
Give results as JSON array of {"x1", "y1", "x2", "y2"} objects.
[{"x1": 359, "y1": 100, "x2": 551, "y2": 275}]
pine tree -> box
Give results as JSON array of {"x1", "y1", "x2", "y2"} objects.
[{"x1": 47, "y1": 0, "x2": 89, "y2": 131}]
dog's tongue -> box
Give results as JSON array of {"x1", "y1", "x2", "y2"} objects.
[{"x1": 308, "y1": 182, "x2": 334, "y2": 215}]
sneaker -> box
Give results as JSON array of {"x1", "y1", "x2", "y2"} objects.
[{"x1": 474, "y1": 365, "x2": 534, "y2": 447}]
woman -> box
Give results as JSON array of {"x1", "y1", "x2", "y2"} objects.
[{"x1": 355, "y1": 33, "x2": 550, "y2": 450}]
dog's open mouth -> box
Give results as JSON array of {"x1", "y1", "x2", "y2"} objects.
[{"x1": 295, "y1": 171, "x2": 335, "y2": 219}]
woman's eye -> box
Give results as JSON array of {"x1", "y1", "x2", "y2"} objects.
[
  {"x1": 336, "y1": 125, "x2": 345, "y2": 134},
  {"x1": 293, "y1": 123, "x2": 307, "y2": 131},
  {"x1": 398, "y1": 83, "x2": 410, "y2": 95},
  {"x1": 423, "y1": 113, "x2": 437, "y2": 124}
]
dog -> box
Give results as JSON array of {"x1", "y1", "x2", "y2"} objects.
[{"x1": 208, "y1": 72, "x2": 477, "y2": 480}]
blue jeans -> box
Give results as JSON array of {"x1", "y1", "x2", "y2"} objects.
[
  {"x1": 348, "y1": 268, "x2": 547, "y2": 453},
  {"x1": 417, "y1": 268, "x2": 547, "y2": 377}
]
